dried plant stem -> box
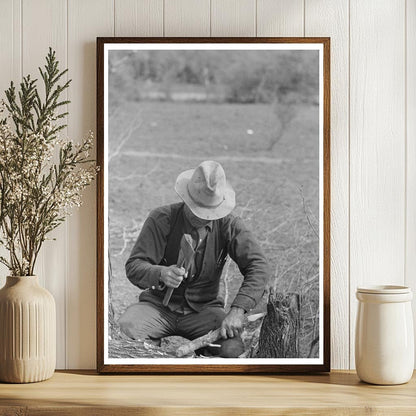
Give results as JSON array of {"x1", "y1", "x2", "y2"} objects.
[{"x1": 0, "y1": 48, "x2": 96, "y2": 276}]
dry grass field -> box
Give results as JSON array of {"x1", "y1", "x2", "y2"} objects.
[{"x1": 108, "y1": 99, "x2": 320, "y2": 358}]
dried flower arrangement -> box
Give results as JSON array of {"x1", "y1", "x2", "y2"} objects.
[{"x1": 0, "y1": 48, "x2": 96, "y2": 276}]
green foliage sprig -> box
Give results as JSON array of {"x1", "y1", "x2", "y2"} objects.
[{"x1": 0, "y1": 48, "x2": 96, "y2": 276}]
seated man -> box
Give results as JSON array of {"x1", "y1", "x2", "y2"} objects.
[{"x1": 119, "y1": 160, "x2": 270, "y2": 357}]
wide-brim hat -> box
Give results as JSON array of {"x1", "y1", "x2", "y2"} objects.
[{"x1": 175, "y1": 160, "x2": 235, "y2": 220}]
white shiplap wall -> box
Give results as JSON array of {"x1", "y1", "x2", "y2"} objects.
[{"x1": 0, "y1": 0, "x2": 414, "y2": 370}]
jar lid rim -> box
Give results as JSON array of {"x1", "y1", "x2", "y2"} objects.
[{"x1": 357, "y1": 285, "x2": 411, "y2": 294}]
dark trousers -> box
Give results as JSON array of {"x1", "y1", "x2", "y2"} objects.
[{"x1": 118, "y1": 301, "x2": 226, "y2": 341}]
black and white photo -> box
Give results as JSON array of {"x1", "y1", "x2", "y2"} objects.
[{"x1": 97, "y1": 38, "x2": 330, "y2": 373}]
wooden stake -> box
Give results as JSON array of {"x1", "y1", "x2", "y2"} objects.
[{"x1": 176, "y1": 328, "x2": 222, "y2": 357}]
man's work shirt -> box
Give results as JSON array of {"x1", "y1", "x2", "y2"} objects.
[{"x1": 125, "y1": 202, "x2": 270, "y2": 313}]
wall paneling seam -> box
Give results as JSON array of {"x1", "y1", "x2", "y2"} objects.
[
  {"x1": 64, "y1": 0, "x2": 69, "y2": 369},
  {"x1": 348, "y1": 0, "x2": 351, "y2": 370},
  {"x1": 19, "y1": 0, "x2": 22, "y2": 66},
  {"x1": 404, "y1": 0, "x2": 407, "y2": 289},
  {"x1": 209, "y1": 0, "x2": 212, "y2": 36},
  {"x1": 303, "y1": 0, "x2": 305, "y2": 36},
  {"x1": 19, "y1": 0, "x2": 22, "y2": 80}
]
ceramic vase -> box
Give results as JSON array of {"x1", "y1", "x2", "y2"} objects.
[
  {"x1": 0, "y1": 276, "x2": 56, "y2": 383},
  {"x1": 355, "y1": 285, "x2": 414, "y2": 385}
]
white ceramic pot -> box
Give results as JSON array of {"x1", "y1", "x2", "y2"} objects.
[
  {"x1": 0, "y1": 276, "x2": 56, "y2": 383},
  {"x1": 355, "y1": 285, "x2": 414, "y2": 385}
]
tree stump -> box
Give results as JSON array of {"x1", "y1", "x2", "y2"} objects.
[{"x1": 257, "y1": 292, "x2": 300, "y2": 358}]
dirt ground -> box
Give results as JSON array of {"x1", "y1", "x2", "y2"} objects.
[{"x1": 108, "y1": 100, "x2": 320, "y2": 358}]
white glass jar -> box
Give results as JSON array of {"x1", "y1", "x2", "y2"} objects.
[{"x1": 355, "y1": 285, "x2": 414, "y2": 385}]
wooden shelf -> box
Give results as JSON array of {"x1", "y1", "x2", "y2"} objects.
[{"x1": 0, "y1": 370, "x2": 415, "y2": 415}]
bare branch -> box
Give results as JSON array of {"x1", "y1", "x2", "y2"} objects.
[{"x1": 109, "y1": 115, "x2": 142, "y2": 163}]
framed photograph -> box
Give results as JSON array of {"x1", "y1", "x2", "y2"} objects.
[{"x1": 97, "y1": 37, "x2": 330, "y2": 373}]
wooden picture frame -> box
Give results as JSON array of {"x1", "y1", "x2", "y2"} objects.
[{"x1": 97, "y1": 37, "x2": 330, "y2": 373}]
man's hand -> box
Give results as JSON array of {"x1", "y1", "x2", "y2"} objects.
[
  {"x1": 160, "y1": 265, "x2": 185, "y2": 288},
  {"x1": 220, "y1": 307, "x2": 245, "y2": 339}
]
